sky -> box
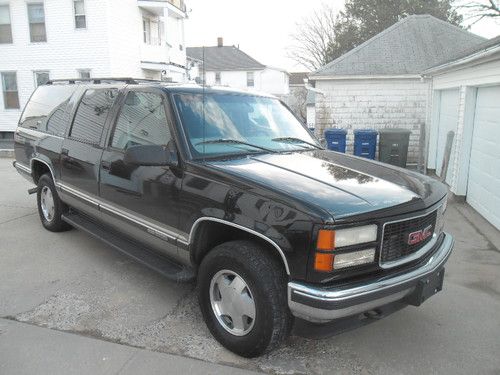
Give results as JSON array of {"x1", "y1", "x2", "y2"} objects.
[{"x1": 184, "y1": 0, "x2": 500, "y2": 72}]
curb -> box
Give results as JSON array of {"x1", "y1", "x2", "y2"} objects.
[{"x1": 0, "y1": 149, "x2": 14, "y2": 158}]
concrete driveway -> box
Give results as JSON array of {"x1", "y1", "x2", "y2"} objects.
[{"x1": 0, "y1": 158, "x2": 499, "y2": 374}]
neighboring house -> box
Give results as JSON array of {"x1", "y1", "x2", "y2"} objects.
[
  {"x1": 310, "y1": 15, "x2": 486, "y2": 165},
  {"x1": 0, "y1": 0, "x2": 188, "y2": 147},
  {"x1": 186, "y1": 38, "x2": 289, "y2": 97},
  {"x1": 424, "y1": 37, "x2": 500, "y2": 229},
  {"x1": 286, "y1": 72, "x2": 309, "y2": 122}
]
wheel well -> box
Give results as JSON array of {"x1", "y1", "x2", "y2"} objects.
[
  {"x1": 31, "y1": 160, "x2": 51, "y2": 184},
  {"x1": 190, "y1": 221, "x2": 289, "y2": 274}
]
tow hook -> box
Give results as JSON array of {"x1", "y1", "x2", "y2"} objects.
[{"x1": 28, "y1": 187, "x2": 38, "y2": 195}]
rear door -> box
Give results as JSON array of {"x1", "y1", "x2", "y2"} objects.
[
  {"x1": 98, "y1": 88, "x2": 183, "y2": 262},
  {"x1": 59, "y1": 86, "x2": 120, "y2": 217}
]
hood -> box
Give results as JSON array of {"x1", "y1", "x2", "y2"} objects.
[{"x1": 205, "y1": 150, "x2": 447, "y2": 221}]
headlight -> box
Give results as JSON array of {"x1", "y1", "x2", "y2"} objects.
[{"x1": 314, "y1": 225, "x2": 378, "y2": 272}]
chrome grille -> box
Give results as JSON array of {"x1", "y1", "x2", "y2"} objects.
[{"x1": 381, "y1": 210, "x2": 437, "y2": 263}]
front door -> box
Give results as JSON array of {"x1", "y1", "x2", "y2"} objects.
[
  {"x1": 59, "y1": 86, "x2": 119, "y2": 217},
  {"x1": 99, "y1": 89, "x2": 183, "y2": 262}
]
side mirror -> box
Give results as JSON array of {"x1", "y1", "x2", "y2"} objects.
[
  {"x1": 123, "y1": 142, "x2": 178, "y2": 167},
  {"x1": 319, "y1": 138, "x2": 327, "y2": 148}
]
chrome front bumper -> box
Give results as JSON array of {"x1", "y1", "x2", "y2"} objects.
[{"x1": 288, "y1": 232, "x2": 454, "y2": 323}]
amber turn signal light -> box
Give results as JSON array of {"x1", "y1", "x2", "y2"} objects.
[
  {"x1": 316, "y1": 229, "x2": 335, "y2": 251},
  {"x1": 314, "y1": 252, "x2": 334, "y2": 272}
]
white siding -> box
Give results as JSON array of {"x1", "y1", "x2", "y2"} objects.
[
  {"x1": 0, "y1": 0, "x2": 187, "y2": 135},
  {"x1": 315, "y1": 78, "x2": 429, "y2": 163},
  {"x1": 0, "y1": 0, "x2": 111, "y2": 133},
  {"x1": 203, "y1": 68, "x2": 289, "y2": 96}
]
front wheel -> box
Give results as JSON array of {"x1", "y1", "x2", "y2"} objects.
[{"x1": 198, "y1": 240, "x2": 293, "y2": 357}]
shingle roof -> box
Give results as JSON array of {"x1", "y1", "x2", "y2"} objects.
[
  {"x1": 186, "y1": 46, "x2": 265, "y2": 71},
  {"x1": 312, "y1": 15, "x2": 486, "y2": 77},
  {"x1": 289, "y1": 72, "x2": 309, "y2": 85}
]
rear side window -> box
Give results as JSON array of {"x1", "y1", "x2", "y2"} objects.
[
  {"x1": 70, "y1": 88, "x2": 118, "y2": 145},
  {"x1": 19, "y1": 85, "x2": 77, "y2": 136},
  {"x1": 110, "y1": 91, "x2": 170, "y2": 150}
]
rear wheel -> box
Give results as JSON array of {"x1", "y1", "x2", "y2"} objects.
[
  {"x1": 36, "y1": 174, "x2": 72, "y2": 232},
  {"x1": 198, "y1": 240, "x2": 293, "y2": 357}
]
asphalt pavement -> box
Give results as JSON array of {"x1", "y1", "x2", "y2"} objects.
[{"x1": 0, "y1": 158, "x2": 499, "y2": 374}]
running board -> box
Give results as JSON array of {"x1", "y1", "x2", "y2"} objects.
[{"x1": 62, "y1": 212, "x2": 195, "y2": 283}]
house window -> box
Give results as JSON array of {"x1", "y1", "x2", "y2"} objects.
[
  {"x1": 215, "y1": 72, "x2": 221, "y2": 85},
  {"x1": 28, "y1": 3, "x2": 47, "y2": 43},
  {"x1": 247, "y1": 72, "x2": 254, "y2": 87},
  {"x1": 0, "y1": 5, "x2": 12, "y2": 44},
  {"x1": 1, "y1": 72, "x2": 20, "y2": 109},
  {"x1": 34, "y1": 71, "x2": 50, "y2": 87},
  {"x1": 78, "y1": 69, "x2": 91, "y2": 79},
  {"x1": 143, "y1": 18, "x2": 151, "y2": 44},
  {"x1": 73, "y1": 0, "x2": 86, "y2": 29}
]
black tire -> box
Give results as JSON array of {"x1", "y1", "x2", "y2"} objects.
[
  {"x1": 36, "y1": 173, "x2": 72, "y2": 232},
  {"x1": 198, "y1": 240, "x2": 293, "y2": 357}
]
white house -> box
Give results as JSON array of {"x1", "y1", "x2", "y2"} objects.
[
  {"x1": 0, "y1": 0, "x2": 188, "y2": 147},
  {"x1": 310, "y1": 15, "x2": 486, "y2": 166},
  {"x1": 186, "y1": 38, "x2": 289, "y2": 97},
  {"x1": 424, "y1": 37, "x2": 500, "y2": 230}
]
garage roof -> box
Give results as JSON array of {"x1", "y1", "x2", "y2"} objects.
[{"x1": 312, "y1": 15, "x2": 486, "y2": 77}]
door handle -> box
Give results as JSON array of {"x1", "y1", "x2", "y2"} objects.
[{"x1": 101, "y1": 161, "x2": 111, "y2": 171}]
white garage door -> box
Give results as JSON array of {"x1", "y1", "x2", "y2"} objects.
[
  {"x1": 467, "y1": 86, "x2": 500, "y2": 230},
  {"x1": 436, "y1": 89, "x2": 460, "y2": 185}
]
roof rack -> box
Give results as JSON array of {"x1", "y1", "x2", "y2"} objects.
[{"x1": 46, "y1": 77, "x2": 162, "y2": 85}]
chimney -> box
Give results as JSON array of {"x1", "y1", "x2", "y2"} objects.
[{"x1": 217, "y1": 37, "x2": 223, "y2": 47}]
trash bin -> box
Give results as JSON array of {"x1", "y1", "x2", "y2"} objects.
[
  {"x1": 324, "y1": 128, "x2": 347, "y2": 152},
  {"x1": 378, "y1": 128, "x2": 411, "y2": 167},
  {"x1": 353, "y1": 129, "x2": 378, "y2": 159}
]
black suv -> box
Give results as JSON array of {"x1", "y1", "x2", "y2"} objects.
[{"x1": 13, "y1": 78, "x2": 453, "y2": 357}]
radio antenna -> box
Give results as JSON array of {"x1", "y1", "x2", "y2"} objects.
[{"x1": 202, "y1": 45, "x2": 206, "y2": 160}]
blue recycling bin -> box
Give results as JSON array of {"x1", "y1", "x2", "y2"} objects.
[
  {"x1": 324, "y1": 128, "x2": 347, "y2": 153},
  {"x1": 354, "y1": 129, "x2": 378, "y2": 159}
]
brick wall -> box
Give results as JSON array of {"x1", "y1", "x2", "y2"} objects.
[{"x1": 314, "y1": 78, "x2": 430, "y2": 164}]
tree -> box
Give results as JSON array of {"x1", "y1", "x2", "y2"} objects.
[
  {"x1": 288, "y1": 4, "x2": 337, "y2": 71},
  {"x1": 455, "y1": 0, "x2": 500, "y2": 25},
  {"x1": 289, "y1": 0, "x2": 463, "y2": 70}
]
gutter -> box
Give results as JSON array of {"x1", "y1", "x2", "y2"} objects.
[
  {"x1": 422, "y1": 44, "x2": 500, "y2": 76},
  {"x1": 310, "y1": 74, "x2": 422, "y2": 80}
]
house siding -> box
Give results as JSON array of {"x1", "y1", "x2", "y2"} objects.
[
  {"x1": 0, "y1": 0, "x2": 187, "y2": 137},
  {"x1": 314, "y1": 78, "x2": 429, "y2": 164}
]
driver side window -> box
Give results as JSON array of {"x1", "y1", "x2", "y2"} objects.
[{"x1": 111, "y1": 91, "x2": 171, "y2": 150}]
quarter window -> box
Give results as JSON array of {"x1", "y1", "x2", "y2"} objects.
[
  {"x1": 19, "y1": 85, "x2": 77, "y2": 135},
  {"x1": 73, "y1": 0, "x2": 86, "y2": 29},
  {"x1": 247, "y1": 72, "x2": 254, "y2": 87},
  {"x1": 0, "y1": 5, "x2": 12, "y2": 44},
  {"x1": 70, "y1": 88, "x2": 118, "y2": 145},
  {"x1": 111, "y1": 91, "x2": 170, "y2": 150},
  {"x1": 1, "y1": 72, "x2": 20, "y2": 109},
  {"x1": 28, "y1": 3, "x2": 47, "y2": 43},
  {"x1": 34, "y1": 71, "x2": 50, "y2": 87}
]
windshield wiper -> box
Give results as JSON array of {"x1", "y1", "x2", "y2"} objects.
[
  {"x1": 195, "y1": 138, "x2": 276, "y2": 153},
  {"x1": 271, "y1": 137, "x2": 322, "y2": 149}
]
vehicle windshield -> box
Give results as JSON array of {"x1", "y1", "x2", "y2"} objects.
[{"x1": 173, "y1": 92, "x2": 320, "y2": 158}]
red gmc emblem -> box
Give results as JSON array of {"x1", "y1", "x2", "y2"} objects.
[{"x1": 408, "y1": 225, "x2": 433, "y2": 245}]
